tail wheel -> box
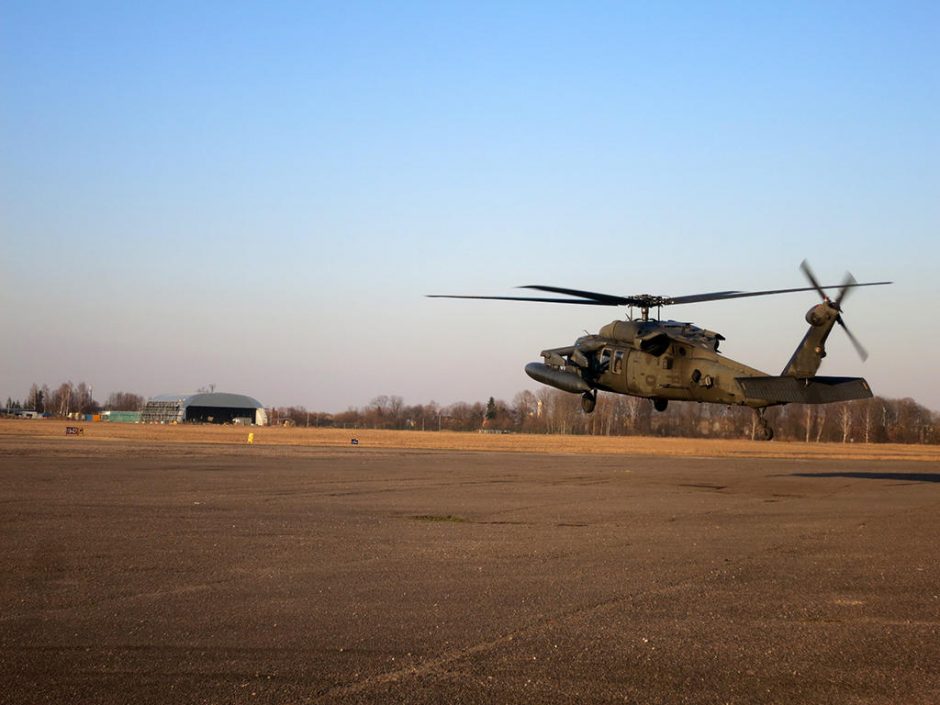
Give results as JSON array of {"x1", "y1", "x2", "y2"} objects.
[
  {"x1": 754, "y1": 409, "x2": 774, "y2": 441},
  {"x1": 653, "y1": 398, "x2": 668, "y2": 412}
]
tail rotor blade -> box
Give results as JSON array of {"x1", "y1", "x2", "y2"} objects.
[
  {"x1": 834, "y1": 272, "x2": 857, "y2": 309},
  {"x1": 800, "y1": 259, "x2": 829, "y2": 301},
  {"x1": 836, "y1": 315, "x2": 869, "y2": 361}
]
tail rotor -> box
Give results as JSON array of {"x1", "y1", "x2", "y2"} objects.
[{"x1": 800, "y1": 260, "x2": 869, "y2": 361}]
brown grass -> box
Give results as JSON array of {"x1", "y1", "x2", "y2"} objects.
[{"x1": 2, "y1": 418, "x2": 939, "y2": 462}]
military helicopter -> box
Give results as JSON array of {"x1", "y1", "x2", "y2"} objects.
[{"x1": 429, "y1": 261, "x2": 891, "y2": 440}]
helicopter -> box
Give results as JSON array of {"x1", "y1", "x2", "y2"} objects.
[{"x1": 429, "y1": 261, "x2": 891, "y2": 440}]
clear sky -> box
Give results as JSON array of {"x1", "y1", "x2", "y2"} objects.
[{"x1": 2, "y1": 1, "x2": 938, "y2": 412}]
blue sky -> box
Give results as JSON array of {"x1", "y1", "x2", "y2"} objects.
[{"x1": 2, "y1": 1, "x2": 938, "y2": 411}]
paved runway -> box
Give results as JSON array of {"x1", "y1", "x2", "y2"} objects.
[{"x1": 2, "y1": 442, "x2": 939, "y2": 704}]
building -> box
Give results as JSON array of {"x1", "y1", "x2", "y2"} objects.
[
  {"x1": 101, "y1": 410, "x2": 142, "y2": 423},
  {"x1": 140, "y1": 393, "x2": 267, "y2": 425}
]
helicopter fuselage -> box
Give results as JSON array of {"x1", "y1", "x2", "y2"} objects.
[{"x1": 532, "y1": 318, "x2": 772, "y2": 409}]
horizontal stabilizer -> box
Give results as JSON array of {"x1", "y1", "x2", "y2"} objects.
[{"x1": 737, "y1": 376, "x2": 872, "y2": 404}]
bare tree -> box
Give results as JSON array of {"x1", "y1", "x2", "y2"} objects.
[
  {"x1": 511, "y1": 390, "x2": 540, "y2": 432},
  {"x1": 105, "y1": 392, "x2": 144, "y2": 411},
  {"x1": 839, "y1": 403, "x2": 852, "y2": 443},
  {"x1": 25, "y1": 383, "x2": 43, "y2": 412}
]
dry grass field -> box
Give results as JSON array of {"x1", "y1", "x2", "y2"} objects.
[{"x1": 2, "y1": 417, "x2": 939, "y2": 461}]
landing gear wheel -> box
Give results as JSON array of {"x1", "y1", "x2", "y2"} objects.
[
  {"x1": 581, "y1": 391, "x2": 597, "y2": 414},
  {"x1": 653, "y1": 398, "x2": 668, "y2": 412},
  {"x1": 754, "y1": 409, "x2": 774, "y2": 441}
]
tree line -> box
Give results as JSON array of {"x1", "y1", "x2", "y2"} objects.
[
  {"x1": 270, "y1": 390, "x2": 938, "y2": 444},
  {"x1": 4, "y1": 381, "x2": 937, "y2": 444},
  {"x1": 4, "y1": 381, "x2": 143, "y2": 416}
]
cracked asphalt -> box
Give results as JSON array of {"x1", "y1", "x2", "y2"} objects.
[{"x1": 2, "y1": 441, "x2": 939, "y2": 704}]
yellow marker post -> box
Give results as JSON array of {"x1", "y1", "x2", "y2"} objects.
[{"x1": 247, "y1": 432, "x2": 254, "y2": 445}]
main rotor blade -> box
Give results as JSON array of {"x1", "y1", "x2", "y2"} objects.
[
  {"x1": 668, "y1": 281, "x2": 891, "y2": 305},
  {"x1": 519, "y1": 285, "x2": 635, "y2": 306},
  {"x1": 665, "y1": 290, "x2": 745, "y2": 304},
  {"x1": 425, "y1": 294, "x2": 617, "y2": 305},
  {"x1": 837, "y1": 315, "x2": 869, "y2": 361}
]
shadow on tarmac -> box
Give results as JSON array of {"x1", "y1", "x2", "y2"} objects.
[{"x1": 792, "y1": 472, "x2": 940, "y2": 483}]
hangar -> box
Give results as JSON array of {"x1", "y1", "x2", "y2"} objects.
[{"x1": 140, "y1": 393, "x2": 268, "y2": 425}]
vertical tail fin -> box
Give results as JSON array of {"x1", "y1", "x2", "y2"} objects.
[{"x1": 781, "y1": 304, "x2": 838, "y2": 377}]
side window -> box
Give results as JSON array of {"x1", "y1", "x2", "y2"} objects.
[
  {"x1": 613, "y1": 350, "x2": 624, "y2": 374},
  {"x1": 662, "y1": 357, "x2": 673, "y2": 370},
  {"x1": 600, "y1": 348, "x2": 611, "y2": 369}
]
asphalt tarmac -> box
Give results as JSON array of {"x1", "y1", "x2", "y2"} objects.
[{"x1": 1, "y1": 441, "x2": 939, "y2": 704}]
